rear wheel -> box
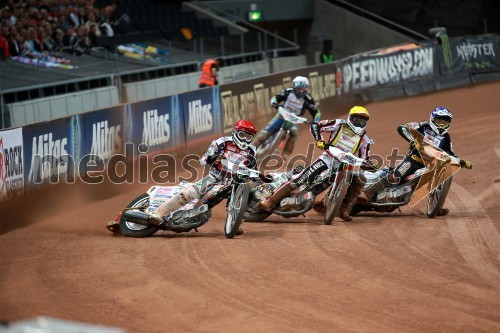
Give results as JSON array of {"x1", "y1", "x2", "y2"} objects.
[
  {"x1": 427, "y1": 175, "x2": 452, "y2": 218},
  {"x1": 324, "y1": 171, "x2": 350, "y2": 225},
  {"x1": 225, "y1": 183, "x2": 250, "y2": 238},
  {"x1": 119, "y1": 193, "x2": 159, "y2": 237}
]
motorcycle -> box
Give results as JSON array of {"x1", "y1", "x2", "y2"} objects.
[
  {"x1": 244, "y1": 148, "x2": 354, "y2": 222},
  {"x1": 256, "y1": 106, "x2": 310, "y2": 160},
  {"x1": 350, "y1": 128, "x2": 462, "y2": 218},
  {"x1": 106, "y1": 160, "x2": 271, "y2": 238},
  {"x1": 322, "y1": 146, "x2": 370, "y2": 225}
]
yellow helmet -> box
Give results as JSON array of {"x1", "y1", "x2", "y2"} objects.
[{"x1": 347, "y1": 106, "x2": 369, "y2": 135}]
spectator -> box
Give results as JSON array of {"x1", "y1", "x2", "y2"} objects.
[
  {"x1": 198, "y1": 58, "x2": 221, "y2": 88},
  {"x1": 99, "y1": 21, "x2": 113, "y2": 37},
  {"x1": 319, "y1": 39, "x2": 334, "y2": 63},
  {"x1": 84, "y1": 12, "x2": 101, "y2": 37},
  {"x1": 43, "y1": 23, "x2": 56, "y2": 51},
  {"x1": 0, "y1": 0, "x2": 122, "y2": 58},
  {"x1": 61, "y1": 26, "x2": 77, "y2": 53},
  {"x1": 87, "y1": 23, "x2": 99, "y2": 47},
  {"x1": 23, "y1": 27, "x2": 41, "y2": 54},
  {"x1": 0, "y1": 33, "x2": 10, "y2": 60},
  {"x1": 52, "y1": 28, "x2": 64, "y2": 52},
  {"x1": 73, "y1": 25, "x2": 88, "y2": 53},
  {"x1": 8, "y1": 33, "x2": 23, "y2": 56}
]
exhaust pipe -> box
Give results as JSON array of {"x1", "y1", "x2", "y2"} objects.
[{"x1": 121, "y1": 210, "x2": 153, "y2": 226}]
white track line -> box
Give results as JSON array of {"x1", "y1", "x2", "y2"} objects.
[{"x1": 446, "y1": 183, "x2": 500, "y2": 290}]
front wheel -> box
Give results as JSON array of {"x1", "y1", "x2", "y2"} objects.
[
  {"x1": 324, "y1": 171, "x2": 350, "y2": 225},
  {"x1": 256, "y1": 131, "x2": 285, "y2": 160},
  {"x1": 119, "y1": 193, "x2": 159, "y2": 238},
  {"x1": 426, "y1": 175, "x2": 452, "y2": 218},
  {"x1": 225, "y1": 183, "x2": 250, "y2": 238}
]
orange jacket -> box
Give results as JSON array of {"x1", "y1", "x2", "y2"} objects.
[{"x1": 198, "y1": 59, "x2": 218, "y2": 86}]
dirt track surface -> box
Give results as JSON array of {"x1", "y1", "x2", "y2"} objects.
[{"x1": 1, "y1": 82, "x2": 500, "y2": 333}]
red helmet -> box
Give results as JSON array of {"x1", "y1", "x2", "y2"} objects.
[{"x1": 232, "y1": 120, "x2": 256, "y2": 149}]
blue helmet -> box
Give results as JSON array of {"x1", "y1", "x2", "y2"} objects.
[{"x1": 430, "y1": 107, "x2": 452, "y2": 135}]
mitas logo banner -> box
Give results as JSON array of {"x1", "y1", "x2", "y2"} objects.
[
  {"x1": 23, "y1": 117, "x2": 75, "y2": 185},
  {"x1": 179, "y1": 88, "x2": 222, "y2": 141},
  {"x1": 0, "y1": 128, "x2": 24, "y2": 201},
  {"x1": 129, "y1": 96, "x2": 179, "y2": 153},
  {"x1": 341, "y1": 46, "x2": 435, "y2": 94},
  {"x1": 80, "y1": 106, "x2": 125, "y2": 163}
]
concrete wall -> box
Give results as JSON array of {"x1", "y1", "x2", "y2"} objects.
[
  {"x1": 122, "y1": 57, "x2": 308, "y2": 103},
  {"x1": 271, "y1": 55, "x2": 307, "y2": 74},
  {"x1": 8, "y1": 86, "x2": 119, "y2": 128},
  {"x1": 307, "y1": 0, "x2": 416, "y2": 62}
]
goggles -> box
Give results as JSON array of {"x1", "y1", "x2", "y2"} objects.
[
  {"x1": 433, "y1": 118, "x2": 451, "y2": 128},
  {"x1": 351, "y1": 115, "x2": 368, "y2": 128},
  {"x1": 236, "y1": 130, "x2": 254, "y2": 143}
]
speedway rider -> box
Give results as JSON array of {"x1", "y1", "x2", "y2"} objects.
[
  {"x1": 147, "y1": 120, "x2": 259, "y2": 233},
  {"x1": 358, "y1": 107, "x2": 473, "y2": 215},
  {"x1": 258, "y1": 106, "x2": 373, "y2": 221},
  {"x1": 251, "y1": 76, "x2": 321, "y2": 160}
]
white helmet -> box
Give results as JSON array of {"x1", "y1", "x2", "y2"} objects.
[
  {"x1": 429, "y1": 107, "x2": 452, "y2": 135},
  {"x1": 292, "y1": 76, "x2": 309, "y2": 97}
]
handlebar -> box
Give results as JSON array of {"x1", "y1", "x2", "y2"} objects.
[
  {"x1": 225, "y1": 160, "x2": 273, "y2": 183},
  {"x1": 318, "y1": 143, "x2": 377, "y2": 170}
]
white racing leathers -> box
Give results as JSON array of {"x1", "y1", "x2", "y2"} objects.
[
  {"x1": 301, "y1": 119, "x2": 372, "y2": 186},
  {"x1": 261, "y1": 119, "x2": 373, "y2": 210},
  {"x1": 155, "y1": 137, "x2": 257, "y2": 217}
]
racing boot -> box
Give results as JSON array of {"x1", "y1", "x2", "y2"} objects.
[
  {"x1": 438, "y1": 208, "x2": 450, "y2": 216},
  {"x1": 258, "y1": 182, "x2": 294, "y2": 211},
  {"x1": 312, "y1": 198, "x2": 326, "y2": 214},
  {"x1": 357, "y1": 177, "x2": 392, "y2": 205},
  {"x1": 252, "y1": 130, "x2": 271, "y2": 148},
  {"x1": 338, "y1": 181, "x2": 364, "y2": 221},
  {"x1": 236, "y1": 228, "x2": 244, "y2": 236},
  {"x1": 152, "y1": 185, "x2": 198, "y2": 223}
]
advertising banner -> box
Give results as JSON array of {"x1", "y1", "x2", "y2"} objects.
[
  {"x1": 0, "y1": 128, "x2": 24, "y2": 201},
  {"x1": 338, "y1": 45, "x2": 436, "y2": 95},
  {"x1": 23, "y1": 117, "x2": 76, "y2": 186},
  {"x1": 220, "y1": 65, "x2": 338, "y2": 134},
  {"x1": 77, "y1": 105, "x2": 126, "y2": 170},
  {"x1": 129, "y1": 95, "x2": 182, "y2": 154},
  {"x1": 178, "y1": 87, "x2": 223, "y2": 141},
  {"x1": 437, "y1": 35, "x2": 500, "y2": 74}
]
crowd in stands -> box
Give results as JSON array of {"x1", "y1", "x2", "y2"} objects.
[{"x1": 0, "y1": 0, "x2": 122, "y2": 60}]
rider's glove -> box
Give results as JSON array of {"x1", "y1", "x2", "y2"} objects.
[
  {"x1": 316, "y1": 140, "x2": 325, "y2": 150},
  {"x1": 460, "y1": 159, "x2": 473, "y2": 169},
  {"x1": 260, "y1": 174, "x2": 274, "y2": 183},
  {"x1": 410, "y1": 140, "x2": 420, "y2": 151},
  {"x1": 271, "y1": 102, "x2": 280, "y2": 109},
  {"x1": 360, "y1": 160, "x2": 375, "y2": 170}
]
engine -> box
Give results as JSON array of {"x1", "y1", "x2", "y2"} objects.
[{"x1": 375, "y1": 185, "x2": 412, "y2": 203}]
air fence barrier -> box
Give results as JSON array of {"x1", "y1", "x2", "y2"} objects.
[{"x1": 1, "y1": 34, "x2": 499, "y2": 202}]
